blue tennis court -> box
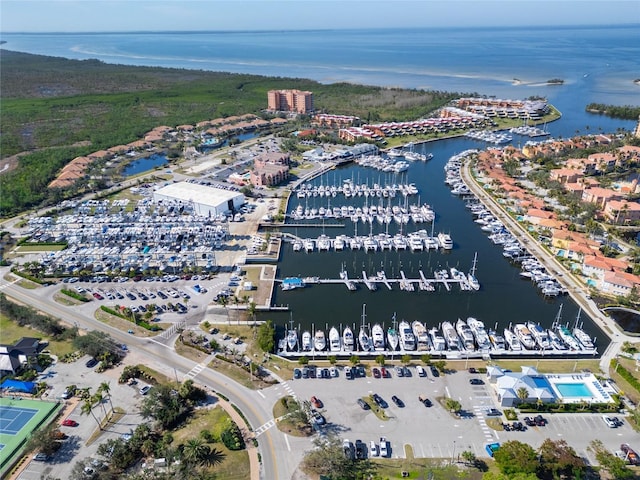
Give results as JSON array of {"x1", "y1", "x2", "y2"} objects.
[{"x1": 0, "y1": 406, "x2": 38, "y2": 435}]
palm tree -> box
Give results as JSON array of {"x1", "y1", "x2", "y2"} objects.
[
  {"x1": 182, "y1": 438, "x2": 211, "y2": 467},
  {"x1": 516, "y1": 386, "x2": 530, "y2": 405},
  {"x1": 81, "y1": 399, "x2": 102, "y2": 430},
  {"x1": 247, "y1": 301, "x2": 257, "y2": 326},
  {"x1": 99, "y1": 381, "x2": 114, "y2": 415},
  {"x1": 461, "y1": 450, "x2": 476, "y2": 466},
  {"x1": 219, "y1": 295, "x2": 229, "y2": 324},
  {"x1": 208, "y1": 447, "x2": 226, "y2": 467}
]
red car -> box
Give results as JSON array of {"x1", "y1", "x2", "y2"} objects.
[
  {"x1": 61, "y1": 419, "x2": 78, "y2": 427},
  {"x1": 381, "y1": 367, "x2": 388, "y2": 378},
  {"x1": 372, "y1": 368, "x2": 381, "y2": 379},
  {"x1": 92, "y1": 292, "x2": 104, "y2": 300},
  {"x1": 310, "y1": 396, "x2": 323, "y2": 409}
]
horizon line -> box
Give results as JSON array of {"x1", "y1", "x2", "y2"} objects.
[{"x1": 2, "y1": 22, "x2": 639, "y2": 35}]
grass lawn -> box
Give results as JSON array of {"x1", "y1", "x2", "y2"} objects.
[
  {"x1": 0, "y1": 314, "x2": 75, "y2": 358},
  {"x1": 371, "y1": 457, "x2": 485, "y2": 480},
  {"x1": 94, "y1": 307, "x2": 169, "y2": 337},
  {"x1": 272, "y1": 395, "x2": 313, "y2": 437},
  {"x1": 171, "y1": 406, "x2": 250, "y2": 480},
  {"x1": 610, "y1": 357, "x2": 640, "y2": 405},
  {"x1": 14, "y1": 245, "x2": 66, "y2": 252}
]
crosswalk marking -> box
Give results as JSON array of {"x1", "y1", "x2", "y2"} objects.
[
  {"x1": 183, "y1": 353, "x2": 215, "y2": 381},
  {"x1": 254, "y1": 419, "x2": 276, "y2": 437}
]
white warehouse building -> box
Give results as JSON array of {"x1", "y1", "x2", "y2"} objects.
[{"x1": 153, "y1": 182, "x2": 245, "y2": 216}]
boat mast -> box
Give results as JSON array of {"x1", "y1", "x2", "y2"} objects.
[{"x1": 552, "y1": 303, "x2": 563, "y2": 329}]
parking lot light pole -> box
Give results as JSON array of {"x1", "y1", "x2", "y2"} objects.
[{"x1": 451, "y1": 440, "x2": 456, "y2": 465}]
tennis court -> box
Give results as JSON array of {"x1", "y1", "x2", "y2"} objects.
[{"x1": 0, "y1": 397, "x2": 61, "y2": 476}]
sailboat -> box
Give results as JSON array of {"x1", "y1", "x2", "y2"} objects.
[
  {"x1": 358, "y1": 304, "x2": 373, "y2": 352},
  {"x1": 573, "y1": 309, "x2": 595, "y2": 350},
  {"x1": 387, "y1": 313, "x2": 399, "y2": 351},
  {"x1": 467, "y1": 252, "x2": 480, "y2": 290}
]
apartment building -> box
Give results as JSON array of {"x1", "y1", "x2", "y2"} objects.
[{"x1": 267, "y1": 89, "x2": 314, "y2": 114}]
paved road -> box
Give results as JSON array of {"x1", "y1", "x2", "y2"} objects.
[{"x1": 0, "y1": 276, "x2": 291, "y2": 480}]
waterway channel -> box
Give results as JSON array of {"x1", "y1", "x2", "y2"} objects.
[{"x1": 263, "y1": 112, "x2": 639, "y2": 353}]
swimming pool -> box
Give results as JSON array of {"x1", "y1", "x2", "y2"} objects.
[{"x1": 555, "y1": 382, "x2": 592, "y2": 398}]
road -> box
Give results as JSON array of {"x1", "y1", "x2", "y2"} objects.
[{"x1": 0, "y1": 275, "x2": 296, "y2": 480}]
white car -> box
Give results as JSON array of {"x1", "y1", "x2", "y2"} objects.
[
  {"x1": 379, "y1": 436, "x2": 389, "y2": 457},
  {"x1": 369, "y1": 440, "x2": 378, "y2": 457},
  {"x1": 602, "y1": 415, "x2": 617, "y2": 428},
  {"x1": 416, "y1": 365, "x2": 426, "y2": 377}
]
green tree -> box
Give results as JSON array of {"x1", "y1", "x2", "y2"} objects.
[
  {"x1": 461, "y1": 450, "x2": 476, "y2": 466},
  {"x1": 98, "y1": 381, "x2": 114, "y2": 414},
  {"x1": 401, "y1": 354, "x2": 412, "y2": 366},
  {"x1": 349, "y1": 355, "x2": 360, "y2": 366},
  {"x1": 493, "y1": 440, "x2": 538, "y2": 476},
  {"x1": 375, "y1": 354, "x2": 385, "y2": 366},
  {"x1": 420, "y1": 353, "x2": 432, "y2": 365},
  {"x1": 588, "y1": 440, "x2": 635, "y2": 479},
  {"x1": 433, "y1": 360, "x2": 447, "y2": 373},
  {"x1": 301, "y1": 435, "x2": 377, "y2": 480},
  {"x1": 247, "y1": 301, "x2": 257, "y2": 325},
  {"x1": 328, "y1": 355, "x2": 337, "y2": 366},
  {"x1": 256, "y1": 320, "x2": 275, "y2": 352},
  {"x1": 24, "y1": 423, "x2": 60, "y2": 456},
  {"x1": 298, "y1": 356, "x2": 309, "y2": 365},
  {"x1": 182, "y1": 438, "x2": 211, "y2": 468},
  {"x1": 140, "y1": 384, "x2": 188, "y2": 430},
  {"x1": 516, "y1": 387, "x2": 530, "y2": 404},
  {"x1": 444, "y1": 398, "x2": 461, "y2": 414},
  {"x1": 538, "y1": 438, "x2": 586, "y2": 479},
  {"x1": 81, "y1": 397, "x2": 102, "y2": 430}
]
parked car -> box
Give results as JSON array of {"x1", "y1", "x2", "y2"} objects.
[
  {"x1": 372, "y1": 367, "x2": 381, "y2": 378},
  {"x1": 603, "y1": 415, "x2": 617, "y2": 428},
  {"x1": 469, "y1": 378, "x2": 484, "y2": 385},
  {"x1": 85, "y1": 358, "x2": 98, "y2": 368},
  {"x1": 62, "y1": 419, "x2": 78, "y2": 427},
  {"x1": 310, "y1": 396, "x2": 323, "y2": 409},
  {"x1": 402, "y1": 366, "x2": 411, "y2": 377},
  {"x1": 391, "y1": 395, "x2": 405, "y2": 408},
  {"x1": 416, "y1": 365, "x2": 426, "y2": 377},
  {"x1": 139, "y1": 385, "x2": 151, "y2": 395},
  {"x1": 381, "y1": 367, "x2": 389, "y2": 378},
  {"x1": 430, "y1": 365, "x2": 440, "y2": 377},
  {"x1": 395, "y1": 366, "x2": 404, "y2": 377},
  {"x1": 372, "y1": 393, "x2": 387, "y2": 408},
  {"x1": 293, "y1": 368, "x2": 302, "y2": 379},
  {"x1": 343, "y1": 439, "x2": 354, "y2": 460},
  {"x1": 354, "y1": 439, "x2": 366, "y2": 459},
  {"x1": 357, "y1": 398, "x2": 370, "y2": 410},
  {"x1": 330, "y1": 367, "x2": 338, "y2": 378},
  {"x1": 418, "y1": 395, "x2": 432, "y2": 407},
  {"x1": 379, "y1": 437, "x2": 389, "y2": 457},
  {"x1": 369, "y1": 440, "x2": 379, "y2": 457},
  {"x1": 485, "y1": 408, "x2": 502, "y2": 417},
  {"x1": 312, "y1": 413, "x2": 326, "y2": 426},
  {"x1": 33, "y1": 453, "x2": 49, "y2": 462},
  {"x1": 51, "y1": 430, "x2": 68, "y2": 440},
  {"x1": 534, "y1": 415, "x2": 547, "y2": 426},
  {"x1": 620, "y1": 443, "x2": 640, "y2": 465}
]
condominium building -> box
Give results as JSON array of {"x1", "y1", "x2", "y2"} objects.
[{"x1": 267, "y1": 89, "x2": 314, "y2": 114}]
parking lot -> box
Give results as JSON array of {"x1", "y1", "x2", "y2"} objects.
[
  {"x1": 15, "y1": 355, "x2": 149, "y2": 480},
  {"x1": 278, "y1": 364, "x2": 640, "y2": 462}
]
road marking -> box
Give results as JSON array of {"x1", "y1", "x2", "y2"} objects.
[
  {"x1": 254, "y1": 419, "x2": 276, "y2": 437},
  {"x1": 284, "y1": 433, "x2": 291, "y2": 451},
  {"x1": 256, "y1": 390, "x2": 265, "y2": 399}
]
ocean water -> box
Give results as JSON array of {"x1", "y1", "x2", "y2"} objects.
[
  {"x1": 2, "y1": 25, "x2": 639, "y2": 108},
  {"x1": 3, "y1": 25, "x2": 639, "y2": 348}
]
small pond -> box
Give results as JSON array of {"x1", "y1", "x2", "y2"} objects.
[{"x1": 123, "y1": 153, "x2": 168, "y2": 177}]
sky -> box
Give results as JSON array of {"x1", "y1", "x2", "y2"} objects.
[{"x1": 1, "y1": 0, "x2": 638, "y2": 33}]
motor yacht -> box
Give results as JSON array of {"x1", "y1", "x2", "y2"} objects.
[
  {"x1": 399, "y1": 321, "x2": 416, "y2": 351},
  {"x1": 372, "y1": 324, "x2": 385, "y2": 351},
  {"x1": 513, "y1": 324, "x2": 536, "y2": 350},
  {"x1": 412, "y1": 321, "x2": 431, "y2": 351},
  {"x1": 342, "y1": 326, "x2": 354, "y2": 352},
  {"x1": 314, "y1": 329, "x2": 326, "y2": 351}
]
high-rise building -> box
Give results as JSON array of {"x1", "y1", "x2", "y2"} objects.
[{"x1": 267, "y1": 89, "x2": 314, "y2": 114}]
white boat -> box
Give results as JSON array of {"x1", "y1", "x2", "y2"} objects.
[
  {"x1": 412, "y1": 321, "x2": 431, "y2": 351},
  {"x1": 387, "y1": 326, "x2": 399, "y2": 351},
  {"x1": 547, "y1": 329, "x2": 568, "y2": 350},
  {"x1": 286, "y1": 329, "x2": 298, "y2": 351},
  {"x1": 372, "y1": 324, "x2": 385, "y2": 351},
  {"x1": 429, "y1": 327, "x2": 447, "y2": 351},
  {"x1": 399, "y1": 321, "x2": 416, "y2": 351},
  {"x1": 441, "y1": 321, "x2": 462, "y2": 351},
  {"x1": 437, "y1": 232, "x2": 453, "y2": 250},
  {"x1": 573, "y1": 327, "x2": 595, "y2": 350},
  {"x1": 342, "y1": 326, "x2": 355, "y2": 352},
  {"x1": 359, "y1": 326, "x2": 373, "y2": 352},
  {"x1": 488, "y1": 329, "x2": 506, "y2": 350},
  {"x1": 557, "y1": 325, "x2": 581, "y2": 350},
  {"x1": 526, "y1": 321, "x2": 552, "y2": 350},
  {"x1": 386, "y1": 148, "x2": 404, "y2": 158},
  {"x1": 329, "y1": 327, "x2": 341, "y2": 352},
  {"x1": 513, "y1": 324, "x2": 536, "y2": 350},
  {"x1": 503, "y1": 328, "x2": 522, "y2": 351},
  {"x1": 456, "y1": 318, "x2": 476, "y2": 351},
  {"x1": 302, "y1": 331, "x2": 312, "y2": 351},
  {"x1": 314, "y1": 329, "x2": 326, "y2": 351},
  {"x1": 467, "y1": 317, "x2": 491, "y2": 350}
]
